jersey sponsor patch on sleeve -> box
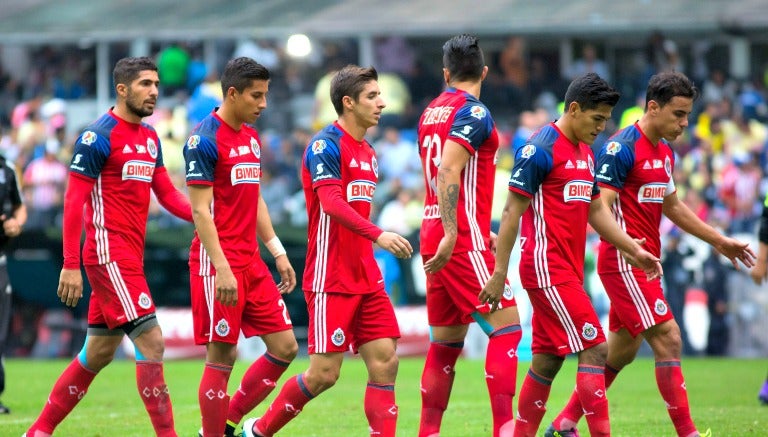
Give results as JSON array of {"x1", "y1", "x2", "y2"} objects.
[
  {"x1": 80, "y1": 131, "x2": 97, "y2": 146},
  {"x1": 605, "y1": 141, "x2": 622, "y2": 155},
  {"x1": 520, "y1": 144, "x2": 536, "y2": 159},
  {"x1": 311, "y1": 139, "x2": 327, "y2": 154}
]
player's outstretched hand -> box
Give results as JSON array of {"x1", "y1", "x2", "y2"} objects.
[
  {"x1": 215, "y1": 267, "x2": 238, "y2": 307},
  {"x1": 0, "y1": 214, "x2": 22, "y2": 237},
  {"x1": 58, "y1": 268, "x2": 83, "y2": 307},
  {"x1": 622, "y1": 247, "x2": 663, "y2": 281},
  {"x1": 751, "y1": 260, "x2": 768, "y2": 285},
  {"x1": 478, "y1": 272, "x2": 505, "y2": 312},
  {"x1": 275, "y1": 255, "x2": 296, "y2": 294},
  {"x1": 716, "y1": 237, "x2": 756, "y2": 270},
  {"x1": 376, "y1": 231, "x2": 413, "y2": 260},
  {"x1": 423, "y1": 235, "x2": 456, "y2": 274}
]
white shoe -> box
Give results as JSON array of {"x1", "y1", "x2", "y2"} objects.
[
  {"x1": 198, "y1": 427, "x2": 203, "y2": 437},
  {"x1": 242, "y1": 417, "x2": 261, "y2": 437}
]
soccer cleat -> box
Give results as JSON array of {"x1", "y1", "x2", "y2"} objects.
[
  {"x1": 544, "y1": 423, "x2": 580, "y2": 437},
  {"x1": 0, "y1": 402, "x2": 10, "y2": 414},
  {"x1": 242, "y1": 417, "x2": 264, "y2": 437},
  {"x1": 698, "y1": 429, "x2": 712, "y2": 437},
  {"x1": 199, "y1": 427, "x2": 203, "y2": 437}
]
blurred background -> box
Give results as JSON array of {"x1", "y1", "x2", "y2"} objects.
[{"x1": 1, "y1": 0, "x2": 768, "y2": 360}]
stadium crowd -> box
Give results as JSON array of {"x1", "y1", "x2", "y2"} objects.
[{"x1": 1, "y1": 31, "x2": 767, "y2": 357}]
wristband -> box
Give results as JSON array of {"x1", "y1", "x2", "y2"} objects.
[{"x1": 266, "y1": 236, "x2": 287, "y2": 258}]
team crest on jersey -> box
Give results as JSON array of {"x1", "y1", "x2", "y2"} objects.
[
  {"x1": 311, "y1": 140, "x2": 327, "y2": 154},
  {"x1": 187, "y1": 135, "x2": 200, "y2": 149},
  {"x1": 664, "y1": 156, "x2": 672, "y2": 177},
  {"x1": 147, "y1": 138, "x2": 157, "y2": 159},
  {"x1": 654, "y1": 299, "x2": 668, "y2": 316},
  {"x1": 581, "y1": 322, "x2": 598, "y2": 341},
  {"x1": 215, "y1": 319, "x2": 230, "y2": 337},
  {"x1": 122, "y1": 160, "x2": 155, "y2": 182},
  {"x1": 250, "y1": 137, "x2": 261, "y2": 158},
  {"x1": 503, "y1": 284, "x2": 514, "y2": 300},
  {"x1": 80, "y1": 131, "x2": 97, "y2": 146},
  {"x1": 587, "y1": 155, "x2": 595, "y2": 176},
  {"x1": 371, "y1": 156, "x2": 379, "y2": 177},
  {"x1": 520, "y1": 144, "x2": 536, "y2": 159},
  {"x1": 469, "y1": 105, "x2": 487, "y2": 120},
  {"x1": 638, "y1": 182, "x2": 666, "y2": 203},
  {"x1": 563, "y1": 180, "x2": 593, "y2": 203},
  {"x1": 347, "y1": 179, "x2": 376, "y2": 202},
  {"x1": 231, "y1": 163, "x2": 261, "y2": 185},
  {"x1": 605, "y1": 141, "x2": 622, "y2": 155},
  {"x1": 137, "y1": 292, "x2": 152, "y2": 309},
  {"x1": 331, "y1": 327, "x2": 346, "y2": 347}
]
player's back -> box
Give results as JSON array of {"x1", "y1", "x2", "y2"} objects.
[
  {"x1": 301, "y1": 122, "x2": 384, "y2": 294},
  {"x1": 509, "y1": 123, "x2": 597, "y2": 289},
  {"x1": 418, "y1": 88, "x2": 498, "y2": 255},
  {"x1": 70, "y1": 110, "x2": 162, "y2": 265}
]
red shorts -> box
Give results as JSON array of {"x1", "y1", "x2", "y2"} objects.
[
  {"x1": 526, "y1": 281, "x2": 606, "y2": 356},
  {"x1": 424, "y1": 250, "x2": 516, "y2": 326},
  {"x1": 600, "y1": 270, "x2": 673, "y2": 337},
  {"x1": 190, "y1": 261, "x2": 292, "y2": 345},
  {"x1": 305, "y1": 288, "x2": 400, "y2": 354},
  {"x1": 85, "y1": 261, "x2": 155, "y2": 329}
]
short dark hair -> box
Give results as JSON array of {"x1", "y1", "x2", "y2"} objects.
[
  {"x1": 330, "y1": 65, "x2": 378, "y2": 116},
  {"x1": 220, "y1": 57, "x2": 270, "y2": 95},
  {"x1": 113, "y1": 57, "x2": 157, "y2": 87},
  {"x1": 564, "y1": 72, "x2": 620, "y2": 111},
  {"x1": 442, "y1": 34, "x2": 484, "y2": 82},
  {"x1": 645, "y1": 71, "x2": 699, "y2": 108}
]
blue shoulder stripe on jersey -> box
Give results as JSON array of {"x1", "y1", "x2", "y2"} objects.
[
  {"x1": 524, "y1": 123, "x2": 558, "y2": 154},
  {"x1": 608, "y1": 124, "x2": 642, "y2": 151}
]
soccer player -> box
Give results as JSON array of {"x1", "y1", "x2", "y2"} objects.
[
  {"x1": 751, "y1": 193, "x2": 768, "y2": 405},
  {"x1": 417, "y1": 34, "x2": 521, "y2": 437},
  {"x1": 184, "y1": 57, "x2": 299, "y2": 437},
  {"x1": 25, "y1": 57, "x2": 192, "y2": 437},
  {"x1": 479, "y1": 73, "x2": 663, "y2": 437},
  {"x1": 545, "y1": 71, "x2": 752, "y2": 437},
  {"x1": 0, "y1": 151, "x2": 26, "y2": 415},
  {"x1": 243, "y1": 65, "x2": 413, "y2": 437}
]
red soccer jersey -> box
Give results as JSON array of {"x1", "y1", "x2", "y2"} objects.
[
  {"x1": 595, "y1": 123, "x2": 675, "y2": 273},
  {"x1": 68, "y1": 109, "x2": 166, "y2": 266},
  {"x1": 508, "y1": 122, "x2": 599, "y2": 289},
  {"x1": 301, "y1": 122, "x2": 384, "y2": 294},
  {"x1": 418, "y1": 87, "x2": 499, "y2": 255},
  {"x1": 184, "y1": 111, "x2": 264, "y2": 275}
]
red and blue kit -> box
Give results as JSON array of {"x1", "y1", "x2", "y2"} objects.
[
  {"x1": 418, "y1": 88, "x2": 514, "y2": 325},
  {"x1": 302, "y1": 122, "x2": 384, "y2": 294},
  {"x1": 419, "y1": 87, "x2": 498, "y2": 255},
  {"x1": 509, "y1": 122, "x2": 599, "y2": 290},
  {"x1": 185, "y1": 111, "x2": 264, "y2": 275},
  {"x1": 508, "y1": 122, "x2": 604, "y2": 355},
  {"x1": 595, "y1": 123, "x2": 676, "y2": 335},
  {"x1": 184, "y1": 111, "x2": 290, "y2": 345}
]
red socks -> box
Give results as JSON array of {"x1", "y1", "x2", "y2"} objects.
[
  {"x1": 655, "y1": 360, "x2": 696, "y2": 437},
  {"x1": 553, "y1": 363, "x2": 619, "y2": 431},
  {"x1": 227, "y1": 352, "x2": 291, "y2": 425},
  {"x1": 485, "y1": 325, "x2": 522, "y2": 437},
  {"x1": 418, "y1": 341, "x2": 463, "y2": 436},
  {"x1": 256, "y1": 374, "x2": 315, "y2": 436},
  {"x1": 26, "y1": 358, "x2": 97, "y2": 436},
  {"x1": 513, "y1": 369, "x2": 553, "y2": 437},
  {"x1": 199, "y1": 362, "x2": 232, "y2": 437},
  {"x1": 136, "y1": 360, "x2": 176, "y2": 437},
  {"x1": 365, "y1": 382, "x2": 398, "y2": 437},
  {"x1": 575, "y1": 364, "x2": 610, "y2": 436}
]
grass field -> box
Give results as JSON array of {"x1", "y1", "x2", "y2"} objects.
[{"x1": 2, "y1": 356, "x2": 765, "y2": 436}]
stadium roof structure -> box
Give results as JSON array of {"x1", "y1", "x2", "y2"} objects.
[{"x1": 0, "y1": 0, "x2": 766, "y2": 44}]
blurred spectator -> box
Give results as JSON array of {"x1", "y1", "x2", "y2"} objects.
[
  {"x1": 702, "y1": 244, "x2": 729, "y2": 356},
  {"x1": 374, "y1": 36, "x2": 416, "y2": 76},
  {"x1": 186, "y1": 70, "x2": 222, "y2": 127},
  {"x1": 157, "y1": 43, "x2": 190, "y2": 97},
  {"x1": 377, "y1": 72, "x2": 411, "y2": 129},
  {"x1": 565, "y1": 43, "x2": 610, "y2": 83},
  {"x1": 233, "y1": 39, "x2": 281, "y2": 71},
  {"x1": 21, "y1": 138, "x2": 67, "y2": 230},
  {"x1": 719, "y1": 151, "x2": 762, "y2": 233},
  {"x1": 373, "y1": 126, "x2": 420, "y2": 193},
  {"x1": 701, "y1": 69, "x2": 737, "y2": 106}
]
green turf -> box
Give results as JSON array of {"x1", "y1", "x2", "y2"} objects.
[{"x1": 2, "y1": 356, "x2": 765, "y2": 436}]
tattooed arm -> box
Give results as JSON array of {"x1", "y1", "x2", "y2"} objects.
[{"x1": 424, "y1": 140, "x2": 471, "y2": 273}]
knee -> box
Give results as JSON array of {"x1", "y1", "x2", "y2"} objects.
[
  {"x1": 580, "y1": 342, "x2": 608, "y2": 367},
  {"x1": 86, "y1": 345, "x2": 117, "y2": 371},
  {"x1": 270, "y1": 339, "x2": 299, "y2": 362},
  {"x1": 649, "y1": 324, "x2": 682, "y2": 359},
  {"x1": 369, "y1": 350, "x2": 399, "y2": 382},
  {"x1": 305, "y1": 366, "x2": 341, "y2": 392}
]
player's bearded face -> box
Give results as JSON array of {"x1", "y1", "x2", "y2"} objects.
[{"x1": 125, "y1": 71, "x2": 159, "y2": 118}]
